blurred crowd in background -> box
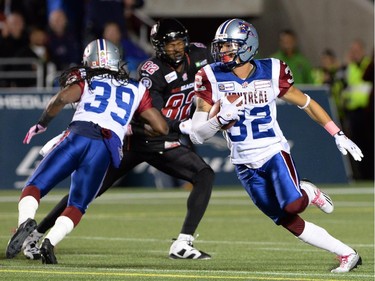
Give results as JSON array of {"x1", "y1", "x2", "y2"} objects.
[
  {"x1": 0, "y1": 0, "x2": 147, "y2": 84},
  {"x1": 0, "y1": 0, "x2": 373, "y2": 181}
]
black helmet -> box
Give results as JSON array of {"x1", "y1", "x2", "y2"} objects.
[{"x1": 150, "y1": 18, "x2": 190, "y2": 67}]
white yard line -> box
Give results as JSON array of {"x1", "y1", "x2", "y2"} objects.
[{"x1": 0, "y1": 187, "x2": 373, "y2": 203}]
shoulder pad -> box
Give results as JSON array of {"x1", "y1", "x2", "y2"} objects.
[{"x1": 66, "y1": 68, "x2": 86, "y2": 86}]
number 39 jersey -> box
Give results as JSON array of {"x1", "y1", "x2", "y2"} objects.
[
  {"x1": 71, "y1": 74, "x2": 152, "y2": 144},
  {"x1": 195, "y1": 58, "x2": 294, "y2": 168}
]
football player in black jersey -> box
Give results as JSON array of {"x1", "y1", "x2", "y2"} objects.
[{"x1": 22, "y1": 18, "x2": 214, "y2": 261}]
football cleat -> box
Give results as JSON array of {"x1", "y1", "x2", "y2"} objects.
[
  {"x1": 169, "y1": 234, "x2": 211, "y2": 260},
  {"x1": 6, "y1": 218, "x2": 37, "y2": 259},
  {"x1": 23, "y1": 230, "x2": 43, "y2": 260},
  {"x1": 331, "y1": 251, "x2": 362, "y2": 273},
  {"x1": 300, "y1": 179, "x2": 334, "y2": 214},
  {"x1": 40, "y1": 238, "x2": 58, "y2": 264}
]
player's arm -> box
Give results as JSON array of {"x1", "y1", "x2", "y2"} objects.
[
  {"x1": 190, "y1": 97, "x2": 219, "y2": 143},
  {"x1": 23, "y1": 84, "x2": 82, "y2": 144},
  {"x1": 190, "y1": 68, "x2": 243, "y2": 144},
  {"x1": 135, "y1": 87, "x2": 169, "y2": 136},
  {"x1": 40, "y1": 84, "x2": 81, "y2": 126},
  {"x1": 281, "y1": 85, "x2": 363, "y2": 161},
  {"x1": 139, "y1": 107, "x2": 169, "y2": 136},
  {"x1": 281, "y1": 86, "x2": 332, "y2": 126}
]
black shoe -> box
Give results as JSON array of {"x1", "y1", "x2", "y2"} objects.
[
  {"x1": 40, "y1": 238, "x2": 58, "y2": 264},
  {"x1": 6, "y1": 218, "x2": 37, "y2": 259}
]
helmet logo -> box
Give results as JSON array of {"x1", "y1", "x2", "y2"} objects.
[
  {"x1": 99, "y1": 50, "x2": 107, "y2": 67},
  {"x1": 238, "y1": 21, "x2": 250, "y2": 33},
  {"x1": 238, "y1": 21, "x2": 257, "y2": 38}
]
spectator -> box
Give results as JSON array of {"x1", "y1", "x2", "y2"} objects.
[
  {"x1": 0, "y1": 12, "x2": 28, "y2": 57},
  {"x1": 312, "y1": 49, "x2": 345, "y2": 122},
  {"x1": 46, "y1": 0, "x2": 84, "y2": 43},
  {"x1": 102, "y1": 21, "x2": 148, "y2": 77},
  {"x1": 47, "y1": 9, "x2": 81, "y2": 71},
  {"x1": 83, "y1": 0, "x2": 127, "y2": 46},
  {"x1": 271, "y1": 29, "x2": 314, "y2": 84},
  {"x1": 312, "y1": 49, "x2": 341, "y2": 85},
  {"x1": 339, "y1": 39, "x2": 372, "y2": 180},
  {"x1": 124, "y1": 0, "x2": 144, "y2": 31},
  {"x1": 0, "y1": 12, "x2": 28, "y2": 87},
  {"x1": 0, "y1": 0, "x2": 47, "y2": 28},
  {"x1": 361, "y1": 51, "x2": 374, "y2": 180},
  {"x1": 13, "y1": 26, "x2": 49, "y2": 87}
]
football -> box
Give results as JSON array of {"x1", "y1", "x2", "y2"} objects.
[{"x1": 208, "y1": 94, "x2": 242, "y2": 130}]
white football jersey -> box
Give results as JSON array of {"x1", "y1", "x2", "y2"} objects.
[
  {"x1": 195, "y1": 58, "x2": 294, "y2": 168},
  {"x1": 72, "y1": 75, "x2": 148, "y2": 143}
]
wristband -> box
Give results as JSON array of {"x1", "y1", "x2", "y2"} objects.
[
  {"x1": 324, "y1": 121, "x2": 341, "y2": 136},
  {"x1": 298, "y1": 94, "x2": 311, "y2": 109},
  {"x1": 38, "y1": 111, "x2": 53, "y2": 128}
]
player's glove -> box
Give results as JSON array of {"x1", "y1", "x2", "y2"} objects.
[
  {"x1": 334, "y1": 131, "x2": 363, "y2": 161},
  {"x1": 23, "y1": 124, "x2": 47, "y2": 144},
  {"x1": 217, "y1": 96, "x2": 244, "y2": 125},
  {"x1": 179, "y1": 119, "x2": 192, "y2": 135},
  {"x1": 125, "y1": 124, "x2": 133, "y2": 136}
]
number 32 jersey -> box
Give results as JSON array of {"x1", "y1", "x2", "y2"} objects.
[{"x1": 195, "y1": 58, "x2": 295, "y2": 168}]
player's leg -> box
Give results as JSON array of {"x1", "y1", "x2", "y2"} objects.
[
  {"x1": 270, "y1": 152, "x2": 361, "y2": 273},
  {"x1": 299, "y1": 179, "x2": 334, "y2": 213},
  {"x1": 23, "y1": 147, "x2": 143, "y2": 259},
  {"x1": 40, "y1": 137, "x2": 110, "y2": 264},
  {"x1": 23, "y1": 195, "x2": 68, "y2": 260},
  {"x1": 147, "y1": 146, "x2": 214, "y2": 259},
  {"x1": 6, "y1": 139, "x2": 78, "y2": 259}
]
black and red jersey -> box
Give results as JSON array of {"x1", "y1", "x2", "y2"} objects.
[{"x1": 130, "y1": 43, "x2": 213, "y2": 152}]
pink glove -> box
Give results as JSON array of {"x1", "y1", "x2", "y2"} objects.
[
  {"x1": 23, "y1": 124, "x2": 47, "y2": 144},
  {"x1": 125, "y1": 124, "x2": 133, "y2": 136}
]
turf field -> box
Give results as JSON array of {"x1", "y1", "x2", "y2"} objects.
[{"x1": 0, "y1": 183, "x2": 373, "y2": 281}]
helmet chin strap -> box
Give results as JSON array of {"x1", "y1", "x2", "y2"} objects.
[
  {"x1": 220, "y1": 54, "x2": 245, "y2": 70},
  {"x1": 169, "y1": 54, "x2": 186, "y2": 68},
  {"x1": 171, "y1": 59, "x2": 184, "y2": 69}
]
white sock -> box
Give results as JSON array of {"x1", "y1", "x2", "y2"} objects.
[
  {"x1": 18, "y1": 196, "x2": 38, "y2": 226},
  {"x1": 298, "y1": 221, "x2": 355, "y2": 256},
  {"x1": 178, "y1": 233, "x2": 193, "y2": 241},
  {"x1": 44, "y1": 216, "x2": 74, "y2": 246}
]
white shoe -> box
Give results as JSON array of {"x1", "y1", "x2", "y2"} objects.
[
  {"x1": 22, "y1": 230, "x2": 43, "y2": 260},
  {"x1": 169, "y1": 234, "x2": 211, "y2": 260},
  {"x1": 300, "y1": 180, "x2": 334, "y2": 213},
  {"x1": 331, "y1": 251, "x2": 362, "y2": 273}
]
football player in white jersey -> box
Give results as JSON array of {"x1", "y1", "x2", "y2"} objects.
[
  {"x1": 6, "y1": 39, "x2": 168, "y2": 264},
  {"x1": 190, "y1": 19, "x2": 363, "y2": 273}
]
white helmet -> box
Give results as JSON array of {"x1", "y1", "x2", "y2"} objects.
[
  {"x1": 211, "y1": 19, "x2": 259, "y2": 70},
  {"x1": 83, "y1": 39, "x2": 121, "y2": 71}
]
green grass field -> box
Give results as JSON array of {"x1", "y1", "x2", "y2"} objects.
[{"x1": 0, "y1": 183, "x2": 374, "y2": 281}]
